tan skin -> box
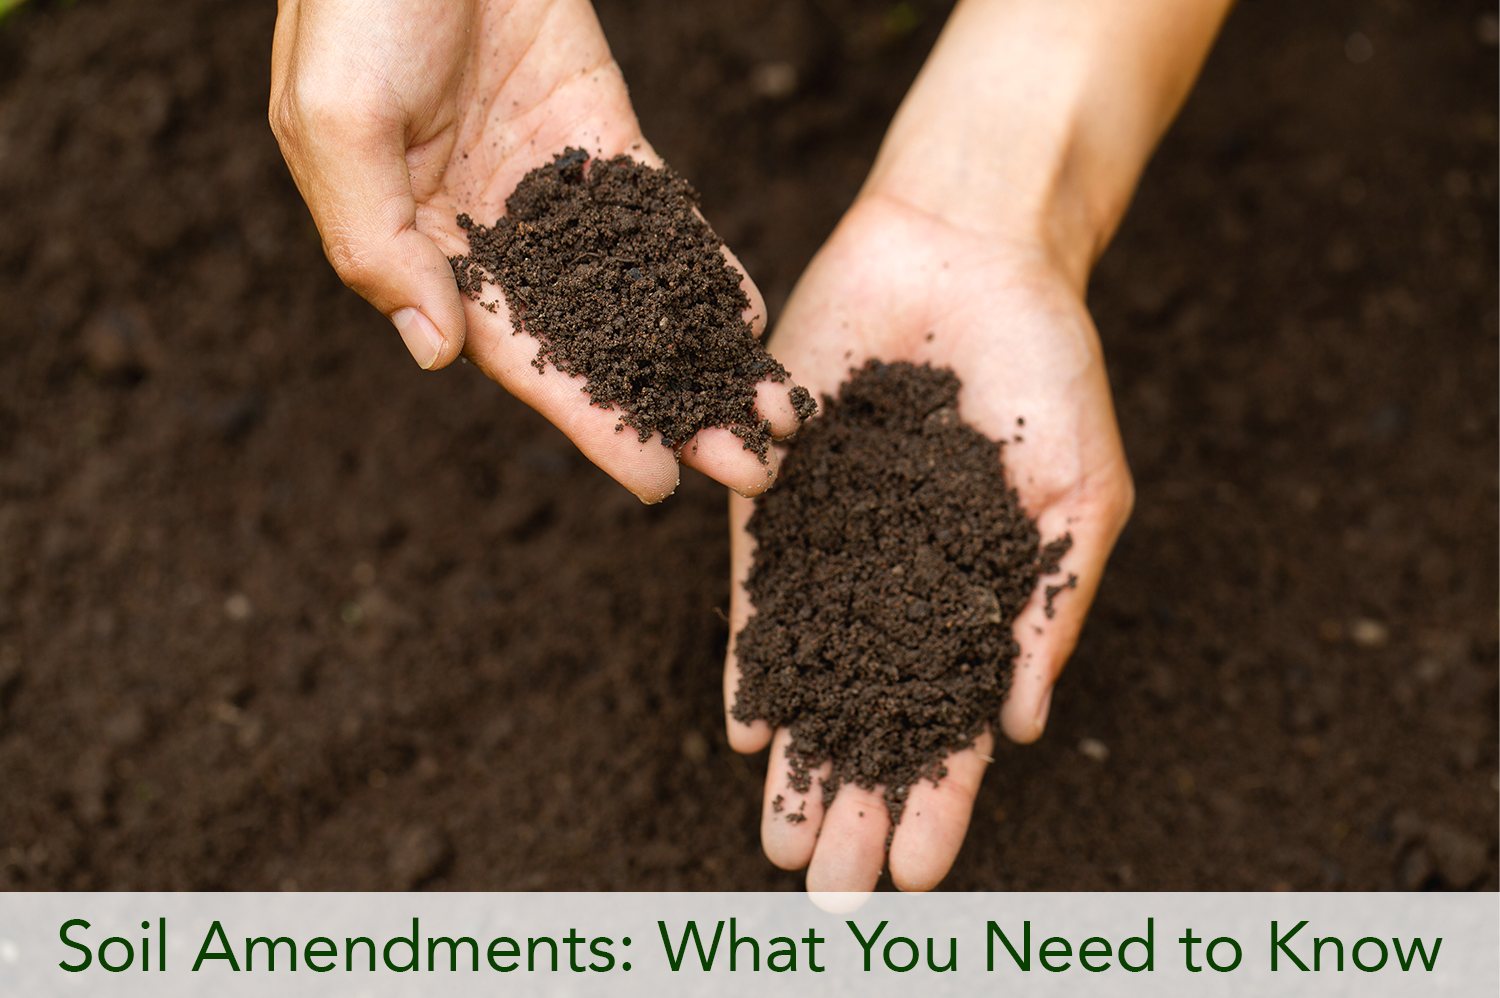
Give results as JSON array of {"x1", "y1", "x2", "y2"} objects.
[{"x1": 272, "y1": 0, "x2": 1234, "y2": 891}]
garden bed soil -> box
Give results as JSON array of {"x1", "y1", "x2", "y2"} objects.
[{"x1": 0, "y1": 0, "x2": 1494, "y2": 890}]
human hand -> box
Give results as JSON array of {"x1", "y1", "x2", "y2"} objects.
[
  {"x1": 723, "y1": 192, "x2": 1134, "y2": 891},
  {"x1": 270, "y1": 0, "x2": 805, "y2": 502},
  {"x1": 716, "y1": 0, "x2": 1229, "y2": 897}
]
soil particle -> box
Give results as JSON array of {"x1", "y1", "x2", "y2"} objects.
[
  {"x1": 680, "y1": 729, "x2": 708, "y2": 763},
  {"x1": 388, "y1": 823, "x2": 452, "y2": 890},
  {"x1": 450, "y1": 149, "x2": 807, "y2": 457},
  {"x1": 732, "y1": 361, "x2": 1070, "y2": 823},
  {"x1": 1394, "y1": 811, "x2": 1488, "y2": 889},
  {"x1": 1349, "y1": 618, "x2": 1391, "y2": 648},
  {"x1": 70, "y1": 748, "x2": 112, "y2": 827},
  {"x1": 1426, "y1": 824, "x2": 1488, "y2": 889}
]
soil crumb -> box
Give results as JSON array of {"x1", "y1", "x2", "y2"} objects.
[
  {"x1": 450, "y1": 148, "x2": 814, "y2": 457},
  {"x1": 1044, "y1": 573, "x2": 1079, "y2": 619},
  {"x1": 732, "y1": 361, "x2": 1071, "y2": 823}
]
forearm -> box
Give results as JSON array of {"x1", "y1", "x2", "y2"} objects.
[{"x1": 863, "y1": 0, "x2": 1234, "y2": 290}]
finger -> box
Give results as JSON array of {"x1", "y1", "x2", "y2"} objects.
[
  {"x1": 756, "y1": 379, "x2": 814, "y2": 439},
  {"x1": 725, "y1": 493, "x2": 772, "y2": 751},
  {"x1": 272, "y1": 88, "x2": 466, "y2": 371},
  {"x1": 1000, "y1": 476, "x2": 1133, "y2": 742},
  {"x1": 678, "y1": 427, "x2": 780, "y2": 497},
  {"x1": 888, "y1": 733, "x2": 992, "y2": 892},
  {"x1": 461, "y1": 297, "x2": 680, "y2": 503},
  {"x1": 676, "y1": 380, "x2": 808, "y2": 494},
  {"x1": 720, "y1": 230, "x2": 813, "y2": 444},
  {"x1": 805, "y1": 782, "x2": 890, "y2": 893},
  {"x1": 719, "y1": 242, "x2": 769, "y2": 337},
  {"x1": 761, "y1": 728, "x2": 828, "y2": 870}
]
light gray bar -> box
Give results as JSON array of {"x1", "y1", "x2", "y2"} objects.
[{"x1": 0, "y1": 892, "x2": 1492, "y2": 997}]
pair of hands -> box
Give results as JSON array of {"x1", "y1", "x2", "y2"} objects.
[{"x1": 272, "y1": 0, "x2": 1134, "y2": 891}]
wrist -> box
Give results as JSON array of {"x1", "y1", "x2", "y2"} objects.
[
  {"x1": 856, "y1": 5, "x2": 1090, "y2": 289},
  {"x1": 859, "y1": 0, "x2": 1232, "y2": 292},
  {"x1": 858, "y1": 107, "x2": 1100, "y2": 296}
]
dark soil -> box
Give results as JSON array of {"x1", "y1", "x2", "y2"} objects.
[
  {"x1": 451, "y1": 148, "x2": 813, "y2": 456},
  {"x1": 732, "y1": 361, "x2": 1068, "y2": 821},
  {"x1": 0, "y1": 0, "x2": 1494, "y2": 891}
]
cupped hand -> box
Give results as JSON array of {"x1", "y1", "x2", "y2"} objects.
[
  {"x1": 724, "y1": 192, "x2": 1134, "y2": 891},
  {"x1": 270, "y1": 0, "x2": 804, "y2": 502}
]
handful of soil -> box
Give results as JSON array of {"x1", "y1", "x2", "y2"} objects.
[
  {"x1": 732, "y1": 361, "x2": 1071, "y2": 823},
  {"x1": 449, "y1": 148, "x2": 813, "y2": 457}
]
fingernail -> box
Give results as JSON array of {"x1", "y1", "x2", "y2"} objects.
[
  {"x1": 392, "y1": 308, "x2": 443, "y2": 370},
  {"x1": 1034, "y1": 686, "x2": 1055, "y2": 736}
]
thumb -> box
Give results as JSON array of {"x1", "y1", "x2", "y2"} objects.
[
  {"x1": 275, "y1": 99, "x2": 467, "y2": 370},
  {"x1": 1000, "y1": 467, "x2": 1134, "y2": 744}
]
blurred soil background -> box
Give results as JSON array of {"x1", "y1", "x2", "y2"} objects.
[{"x1": 0, "y1": 0, "x2": 1494, "y2": 890}]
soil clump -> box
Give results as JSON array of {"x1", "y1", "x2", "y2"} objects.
[
  {"x1": 450, "y1": 149, "x2": 814, "y2": 457},
  {"x1": 732, "y1": 361, "x2": 1070, "y2": 822}
]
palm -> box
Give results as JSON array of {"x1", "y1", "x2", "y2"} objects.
[
  {"x1": 725, "y1": 193, "x2": 1133, "y2": 891},
  {"x1": 408, "y1": 4, "x2": 657, "y2": 259}
]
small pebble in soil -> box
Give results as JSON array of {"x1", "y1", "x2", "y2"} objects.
[
  {"x1": 732, "y1": 361, "x2": 1071, "y2": 824},
  {"x1": 681, "y1": 730, "x2": 708, "y2": 763},
  {"x1": 388, "y1": 823, "x2": 452, "y2": 890},
  {"x1": 1350, "y1": 618, "x2": 1390, "y2": 648},
  {"x1": 1078, "y1": 737, "x2": 1110, "y2": 763},
  {"x1": 749, "y1": 62, "x2": 798, "y2": 99}
]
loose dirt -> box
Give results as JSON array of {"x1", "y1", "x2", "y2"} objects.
[
  {"x1": 451, "y1": 149, "x2": 814, "y2": 457},
  {"x1": 733, "y1": 361, "x2": 1068, "y2": 821}
]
